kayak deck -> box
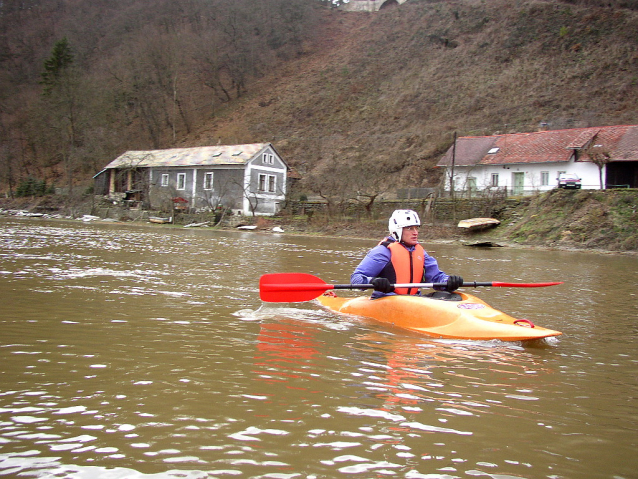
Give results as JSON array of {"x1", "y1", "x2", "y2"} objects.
[{"x1": 317, "y1": 292, "x2": 562, "y2": 342}]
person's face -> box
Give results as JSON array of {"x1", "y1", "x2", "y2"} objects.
[{"x1": 401, "y1": 225, "x2": 419, "y2": 246}]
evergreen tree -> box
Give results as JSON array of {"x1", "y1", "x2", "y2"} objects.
[
  {"x1": 40, "y1": 37, "x2": 74, "y2": 95},
  {"x1": 38, "y1": 37, "x2": 82, "y2": 194}
]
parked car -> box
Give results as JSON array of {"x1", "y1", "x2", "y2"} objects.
[{"x1": 557, "y1": 173, "x2": 582, "y2": 189}]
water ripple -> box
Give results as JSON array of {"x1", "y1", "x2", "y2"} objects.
[{"x1": 1, "y1": 219, "x2": 637, "y2": 478}]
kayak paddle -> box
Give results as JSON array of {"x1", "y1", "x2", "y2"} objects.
[{"x1": 259, "y1": 273, "x2": 563, "y2": 303}]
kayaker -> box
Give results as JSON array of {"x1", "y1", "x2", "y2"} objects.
[{"x1": 351, "y1": 209, "x2": 463, "y2": 298}]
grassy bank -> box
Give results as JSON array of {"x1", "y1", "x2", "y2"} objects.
[{"x1": 484, "y1": 189, "x2": 638, "y2": 252}]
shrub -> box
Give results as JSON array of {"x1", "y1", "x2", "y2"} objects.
[{"x1": 15, "y1": 178, "x2": 54, "y2": 197}]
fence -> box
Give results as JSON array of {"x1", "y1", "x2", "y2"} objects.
[
  {"x1": 285, "y1": 195, "x2": 525, "y2": 224},
  {"x1": 442, "y1": 186, "x2": 551, "y2": 199}
]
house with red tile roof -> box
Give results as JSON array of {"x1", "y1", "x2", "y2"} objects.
[{"x1": 436, "y1": 125, "x2": 638, "y2": 195}]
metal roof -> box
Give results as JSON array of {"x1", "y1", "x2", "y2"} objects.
[{"x1": 104, "y1": 143, "x2": 272, "y2": 169}]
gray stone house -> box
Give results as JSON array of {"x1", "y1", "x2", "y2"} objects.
[{"x1": 93, "y1": 143, "x2": 288, "y2": 215}]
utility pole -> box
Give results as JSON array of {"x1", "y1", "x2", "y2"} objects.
[
  {"x1": 450, "y1": 131, "x2": 457, "y2": 222},
  {"x1": 450, "y1": 131, "x2": 456, "y2": 199}
]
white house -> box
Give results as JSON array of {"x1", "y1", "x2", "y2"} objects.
[
  {"x1": 437, "y1": 125, "x2": 638, "y2": 196},
  {"x1": 94, "y1": 143, "x2": 289, "y2": 215},
  {"x1": 340, "y1": 0, "x2": 407, "y2": 12}
]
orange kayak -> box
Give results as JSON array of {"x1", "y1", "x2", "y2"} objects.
[{"x1": 317, "y1": 291, "x2": 562, "y2": 342}]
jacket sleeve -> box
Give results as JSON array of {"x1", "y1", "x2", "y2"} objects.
[
  {"x1": 423, "y1": 252, "x2": 449, "y2": 290},
  {"x1": 351, "y1": 245, "x2": 392, "y2": 285}
]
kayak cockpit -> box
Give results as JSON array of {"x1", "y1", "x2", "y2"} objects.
[{"x1": 423, "y1": 291, "x2": 463, "y2": 301}]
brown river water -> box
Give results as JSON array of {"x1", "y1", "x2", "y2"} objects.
[{"x1": 0, "y1": 218, "x2": 636, "y2": 479}]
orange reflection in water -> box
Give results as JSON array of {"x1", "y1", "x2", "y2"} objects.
[
  {"x1": 354, "y1": 331, "x2": 555, "y2": 418},
  {"x1": 252, "y1": 321, "x2": 321, "y2": 385}
]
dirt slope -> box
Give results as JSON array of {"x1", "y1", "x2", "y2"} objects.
[{"x1": 186, "y1": 1, "x2": 638, "y2": 193}]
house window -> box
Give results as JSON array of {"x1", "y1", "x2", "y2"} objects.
[
  {"x1": 204, "y1": 172, "x2": 214, "y2": 190},
  {"x1": 263, "y1": 153, "x2": 274, "y2": 165},
  {"x1": 259, "y1": 174, "x2": 276, "y2": 193},
  {"x1": 541, "y1": 171, "x2": 549, "y2": 186},
  {"x1": 177, "y1": 173, "x2": 186, "y2": 190},
  {"x1": 161, "y1": 174, "x2": 169, "y2": 187},
  {"x1": 491, "y1": 173, "x2": 499, "y2": 187}
]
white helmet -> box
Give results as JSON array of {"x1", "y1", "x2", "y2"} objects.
[{"x1": 388, "y1": 209, "x2": 421, "y2": 240}]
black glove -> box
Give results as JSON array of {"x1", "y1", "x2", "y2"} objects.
[
  {"x1": 446, "y1": 275, "x2": 464, "y2": 292},
  {"x1": 371, "y1": 277, "x2": 394, "y2": 293}
]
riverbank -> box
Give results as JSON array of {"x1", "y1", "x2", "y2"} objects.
[
  {"x1": 2, "y1": 188, "x2": 637, "y2": 254},
  {"x1": 488, "y1": 188, "x2": 638, "y2": 252}
]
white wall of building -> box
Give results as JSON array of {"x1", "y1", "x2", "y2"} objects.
[
  {"x1": 444, "y1": 159, "x2": 604, "y2": 194},
  {"x1": 340, "y1": 0, "x2": 407, "y2": 12}
]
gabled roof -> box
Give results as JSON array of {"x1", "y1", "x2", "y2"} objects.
[
  {"x1": 104, "y1": 143, "x2": 281, "y2": 169},
  {"x1": 480, "y1": 129, "x2": 577, "y2": 165},
  {"x1": 592, "y1": 125, "x2": 638, "y2": 161},
  {"x1": 437, "y1": 125, "x2": 638, "y2": 167},
  {"x1": 566, "y1": 129, "x2": 600, "y2": 149},
  {"x1": 438, "y1": 137, "x2": 498, "y2": 167}
]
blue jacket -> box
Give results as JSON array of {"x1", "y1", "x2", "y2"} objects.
[{"x1": 351, "y1": 237, "x2": 449, "y2": 298}]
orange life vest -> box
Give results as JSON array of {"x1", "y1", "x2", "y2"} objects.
[{"x1": 385, "y1": 241, "x2": 425, "y2": 295}]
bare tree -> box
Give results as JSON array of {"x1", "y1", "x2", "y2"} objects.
[
  {"x1": 348, "y1": 158, "x2": 399, "y2": 216},
  {"x1": 305, "y1": 160, "x2": 355, "y2": 217},
  {"x1": 585, "y1": 144, "x2": 612, "y2": 189}
]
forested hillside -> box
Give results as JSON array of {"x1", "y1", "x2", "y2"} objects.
[{"x1": 1, "y1": 0, "x2": 637, "y2": 205}]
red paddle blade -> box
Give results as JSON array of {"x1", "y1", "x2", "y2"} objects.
[
  {"x1": 259, "y1": 273, "x2": 332, "y2": 302},
  {"x1": 491, "y1": 281, "x2": 563, "y2": 288}
]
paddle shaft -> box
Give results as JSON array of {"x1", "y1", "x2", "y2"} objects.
[
  {"x1": 259, "y1": 273, "x2": 564, "y2": 302},
  {"x1": 268, "y1": 281, "x2": 559, "y2": 293}
]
